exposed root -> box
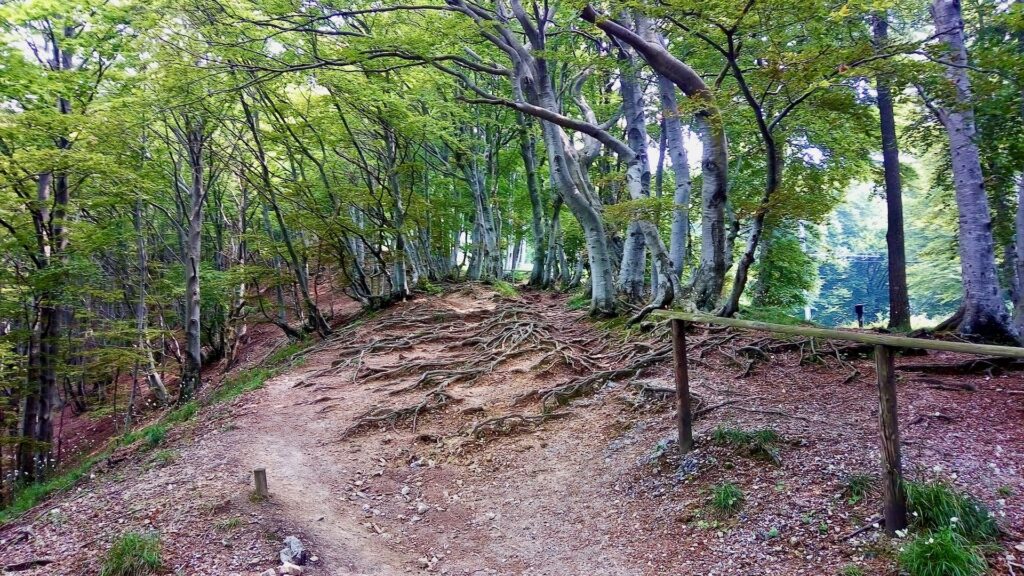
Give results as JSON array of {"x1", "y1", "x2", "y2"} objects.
[
  {"x1": 470, "y1": 412, "x2": 571, "y2": 438},
  {"x1": 343, "y1": 387, "x2": 456, "y2": 437}
]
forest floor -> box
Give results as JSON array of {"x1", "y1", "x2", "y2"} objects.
[{"x1": 2, "y1": 285, "x2": 1024, "y2": 575}]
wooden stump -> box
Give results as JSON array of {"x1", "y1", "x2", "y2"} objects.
[
  {"x1": 671, "y1": 319, "x2": 693, "y2": 454},
  {"x1": 875, "y1": 345, "x2": 907, "y2": 533},
  {"x1": 253, "y1": 468, "x2": 269, "y2": 499}
]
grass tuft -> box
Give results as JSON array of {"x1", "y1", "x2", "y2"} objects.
[
  {"x1": 898, "y1": 527, "x2": 987, "y2": 576},
  {"x1": 100, "y1": 531, "x2": 162, "y2": 576},
  {"x1": 566, "y1": 292, "x2": 589, "y2": 311},
  {"x1": 162, "y1": 401, "x2": 197, "y2": 424},
  {"x1": 710, "y1": 481, "x2": 744, "y2": 515},
  {"x1": 904, "y1": 481, "x2": 998, "y2": 543},
  {"x1": 843, "y1": 473, "x2": 877, "y2": 505},
  {"x1": 840, "y1": 565, "x2": 865, "y2": 576},
  {"x1": 711, "y1": 426, "x2": 782, "y2": 463}
]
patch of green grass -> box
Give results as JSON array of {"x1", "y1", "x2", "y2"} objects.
[
  {"x1": 210, "y1": 368, "x2": 272, "y2": 405},
  {"x1": 86, "y1": 404, "x2": 116, "y2": 421},
  {"x1": 162, "y1": 400, "x2": 197, "y2": 424},
  {"x1": 491, "y1": 280, "x2": 519, "y2": 298},
  {"x1": 898, "y1": 527, "x2": 987, "y2": 576},
  {"x1": 843, "y1": 473, "x2": 877, "y2": 505},
  {"x1": 904, "y1": 481, "x2": 998, "y2": 543},
  {"x1": 264, "y1": 338, "x2": 310, "y2": 367},
  {"x1": 142, "y1": 424, "x2": 168, "y2": 449},
  {"x1": 416, "y1": 278, "x2": 444, "y2": 295},
  {"x1": 840, "y1": 565, "x2": 866, "y2": 576},
  {"x1": 566, "y1": 292, "x2": 589, "y2": 311},
  {"x1": 711, "y1": 426, "x2": 782, "y2": 463},
  {"x1": 997, "y1": 485, "x2": 1013, "y2": 498},
  {"x1": 215, "y1": 516, "x2": 243, "y2": 531},
  {"x1": 100, "y1": 531, "x2": 162, "y2": 576},
  {"x1": 710, "y1": 482, "x2": 744, "y2": 515}
]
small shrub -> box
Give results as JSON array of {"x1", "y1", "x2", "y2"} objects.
[
  {"x1": 898, "y1": 527, "x2": 987, "y2": 576},
  {"x1": 843, "y1": 473, "x2": 877, "y2": 505},
  {"x1": 100, "y1": 532, "x2": 162, "y2": 576},
  {"x1": 904, "y1": 481, "x2": 998, "y2": 543},
  {"x1": 711, "y1": 426, "x2": 781, "y2": 463},
  {"x1": 710, "y1": 482, "x2": 744, "y2": 515}
]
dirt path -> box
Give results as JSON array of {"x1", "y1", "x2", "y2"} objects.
[{"x1": 3, "y1": 286, "x2": 1023, "y2": 575}]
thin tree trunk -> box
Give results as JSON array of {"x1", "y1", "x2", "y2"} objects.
[{"x1": 873, "y1": 14, "x2": 912, "y2": 331}]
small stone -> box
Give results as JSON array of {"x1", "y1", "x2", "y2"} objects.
[
  {"x1": 401, "y1": 485, "x2": 411, "y2": 496},
  {"x1": 416, "y1": 502, "x2": 430, "y2": 514},
  {"x1": 260, "y1": 570, "x2": 276, "y2": 576},
  {"x1": 279, "y1": 563, "x2": 303, "y2": 575}
]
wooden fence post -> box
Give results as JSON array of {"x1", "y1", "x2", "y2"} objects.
[
  {"x1": 671, "y1": 319, "x2": 693, "y2": 454},
  {"x1": 874, "y1": 345, "x2": 907, "y2": 533},
  {"x1": 253, "y1": 468, "x2": 269, "y2": 499}
]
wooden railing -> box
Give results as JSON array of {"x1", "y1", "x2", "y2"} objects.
[{"x1": 652, "y1": 309, "x2": 1024, "y2": 534}]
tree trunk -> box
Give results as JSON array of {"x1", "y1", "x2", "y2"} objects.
[
  {"x1": 518, "y1": 114, "x2": 548, "y2": 287},
  {"x1": 657, "y1": 73, "x2": 692, "y2": 283},
  {"x1": 931, "y1": 0, "x2": 1018, "y2": 342},
  {"x1": 134, "y1": 197, "x2": 169, "y2": 404},
  {"x1": 582, "y1": 6, "x2": 728, "y2": 311},
  {"x1": 179, "y1": 121, "x2": 205, "y2": 403},
  {"x1": 873, "y1": 14, "x2": 912, "y2": 331}
]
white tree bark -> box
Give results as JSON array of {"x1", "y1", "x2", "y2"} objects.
[{"x1": 931, "y1": 0, "x2": 1018, "y2": 341}]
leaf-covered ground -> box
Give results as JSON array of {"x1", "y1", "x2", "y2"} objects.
[{"x1": 2, "y1": 286, "x2": 1023, "y2": 575}]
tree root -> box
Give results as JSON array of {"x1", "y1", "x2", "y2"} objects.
[
  {"x1": 470, "y1": 411, "x2": 571, "y2": 438},
  {"x1": 342, "y1": 387, "x2": 456, "y2": 437}
]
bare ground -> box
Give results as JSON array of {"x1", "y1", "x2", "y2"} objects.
[{"x1": 2, "y1": 285, "x2": 1023, "y2": 575}]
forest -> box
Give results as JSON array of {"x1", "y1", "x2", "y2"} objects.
[{"x1": 1, "y1": 0, "x2": 1024, "y2": 574}]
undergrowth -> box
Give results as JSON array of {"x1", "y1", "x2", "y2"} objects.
[
  {"x1": 710, "y1": 482, "x2": 744, "y2": 515},
  {"x1": 898, "y1": 527, "x2": 987, "y2": 576},
  {"x1": 897, "y1": 481, "x2": 999, "y2": 576},
  {"x1": 843, "y1": 473, "x2": 877, "y2": 505},
  {"x1": 904, "y1": 481, "x2": 998, "y2": 542},
  {"x1": 0, "y1": 336, "x2": 313, "y2": 525},
  {"x1": 490, "y1": 280, "x2": 519, "y2": 298},
  {"x1": 711, "y1": 426, "x2": 782, "y2": 463},
  {"x1": 100, "y1": 531, "x2": 162, "y2": 576}
]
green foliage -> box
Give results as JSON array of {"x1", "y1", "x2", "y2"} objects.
[
  {"x1": 710, "y1": 482, "x2": 745, "y2": 515},
  {"x1": 211, "y1": 368, "x2": 272, "y2": 405},
  {"x1": 100, "y1": 532, "x2": 163, "y2": 576},
  {"x1": 566, "y1": 293, "x2": 589, "y2": 311},
  {"x1": 750, "y1": 227, "x2": 817, "y2": 310},
  {"x1": 904, "y1": 481, "x2": 998, "y2": 543},
  {"x1": 215, "y1": 516, "x2": 242, "y2": 531},
  {"x1": 898, "y1": 527, "x2": 987, "y2": 576},
  {"x1": 142, "y1": 425, "x2": 167, "y2": 449},
  {"x1": 490, "y1": 280, "x2": 519, "y2": 299},
  {"x1": 162, "y1": 401, "x2": 197, "y2": 425},
  {"x1": 843, "y1": 473, "x2": 877, "y2": 505},
  {"x1": 711, "y1": 426, "x2": 782, "y2": 463}
]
